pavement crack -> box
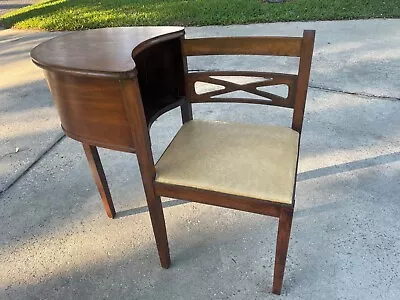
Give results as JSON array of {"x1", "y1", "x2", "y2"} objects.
[
  {"x1": 0, "y1": 133, "x2": 66, "y2": 195},
  {"x1": 0, "y1": 148, "x2": 24, "y2": 159},
  {"x1": 309, "y1": 85, "x2": 400, "y2": 101}
]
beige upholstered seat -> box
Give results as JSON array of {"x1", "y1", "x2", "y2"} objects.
[{"x1": 155, "y1": 120, "x2": 299, "y2": 205}]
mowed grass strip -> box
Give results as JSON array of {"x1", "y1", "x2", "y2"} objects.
[{"x1": 1, "y1": 0, "x2": 400, "y2": 31}]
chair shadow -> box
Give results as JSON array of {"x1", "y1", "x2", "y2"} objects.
[
  {"x1": 297, "y1": 151, "x2": 400, "y2": 182},
  {"x1": 116, "y1": 199, "x2": 187, "y2": 219},
  {"x1": 115, "y1": 151, "x2": 400, "y2": 218}
]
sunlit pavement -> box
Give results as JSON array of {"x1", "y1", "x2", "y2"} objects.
[{"x1": 0, "y1": 19, "x2": 399, "y2": 299}]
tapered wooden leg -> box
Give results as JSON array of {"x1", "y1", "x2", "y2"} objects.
[
  {"x1": 134, "y1": 144, "x2": 170, "y2": 268},
  {"x1": 120, "y1": 78, "x2": 170, "y2": 268},
  {"x1": 180, "y1": 101, "x2": 193, "y2": 124},
  {"x1": 272, "y1": 207, "x2": 294, "y2": 295},
  {"x1": 83, "y1": 143, "x2": 116, "y2": 219},
  {"x1": 145, "y1": 194, "x2": 171, "y2": 268},
  {"x1": 136, "y1": 155, "x2": 170, "y2": 268}
]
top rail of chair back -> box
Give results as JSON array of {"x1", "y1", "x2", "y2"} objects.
[{"x1": 182, "y1": 31, "x2": 315, "y2": 57}]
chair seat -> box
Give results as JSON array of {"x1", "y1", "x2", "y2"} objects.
[{"x1": 155, "y1": 120, "x2": 299, "y2": 205}]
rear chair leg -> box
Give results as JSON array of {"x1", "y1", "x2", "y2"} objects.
[
  {"x1": 83, "y1": 143, "x2": 116, "y2": 219},
  {"x1": 272, "y1": 207, "x2": 294, "y2": 295},
  {"x1": 180, "y1": 101, "x2": 193, "y2": 124}
]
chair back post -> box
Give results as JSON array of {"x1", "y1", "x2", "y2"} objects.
[
  {"x1": 292, "y1": 30, "x2": 315, "y2": 133},
  {"x1": 179, "y1": 34, "x2": 194, "y2": 123},
  {"x1": 119, "y1": 78, "x2": 157, "y2": 190}
]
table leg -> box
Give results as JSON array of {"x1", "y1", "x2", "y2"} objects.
[{"x1": 83, "y1": 143, "x2": 116, "y2": 219}]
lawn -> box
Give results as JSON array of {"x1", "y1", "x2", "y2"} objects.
[{"x1": 1, "y1": 0, "x2": 400, "y2": 31}]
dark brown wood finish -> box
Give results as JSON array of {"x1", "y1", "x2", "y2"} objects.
[
  {"x1": 32, "y1": 27, "x2": 315, "y2": 295},
  {"x1": 83, "y1": 143, "x2": 116, "y2": 218},
  {"x1": 153, "y1": 30, "x2": 316, "y2": 295},
  {"x1": 272, "y1": 207, "x2": 294, "y2": 295},
  {"x1": 31, "y1": 27, "x2": 184, "y2": 79},
  {"x1": 183, "y1": 36, "x2": 303, "y2": 57},
  {"x1": 155, "y1": 182, "x2": 282, "y2": 217},
  {"x1": 32, "y1": 27, "x2": 188, "y2": 217},
  {"x1": 133, "y1": 37, "x2": 187, "y2": 126},
  {"x1": 186, "y1": 71, "x2": 297, "y2": 107},
  {"x1": 120, "y1": 78, "x2": 170, "y2": 268},
  {"x1": 44, "y1": 71, "x2": 136, "y2": 152},
  {"x1": 179, "y1": 36, "x2": 194, "y2": 124},
  {"x1": 292, "y1": 30, "x2": 316, "y2": 133}
]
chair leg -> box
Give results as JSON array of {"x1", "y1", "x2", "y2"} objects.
[
  {"x1": 145, "y1": 194, "x2": 171, "y2": 269},
  {"x1": 82, "y1": 143, "x2": 116, "y2": 219},
  {"x1": 272, "y1": 207, "x2": 294, "y2": 295},
  {"x1": 134, "y1": 148, "x2": 171, "y2": 268},
  {"x1": 180, "y1": 101, "x2": 193, "y2": 124}
]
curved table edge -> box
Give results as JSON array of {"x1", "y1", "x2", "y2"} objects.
[{"x1": 30, "y1": 27, "x2": 185, "y2": 80}]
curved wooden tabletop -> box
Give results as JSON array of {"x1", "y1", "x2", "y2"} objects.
[{"x1": 30, "y1": 26, "x2": 184, "y2": 79}]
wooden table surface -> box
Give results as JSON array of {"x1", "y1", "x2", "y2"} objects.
[{"x1": 30, "y1": 26, "x2": 184, "y2": 79}]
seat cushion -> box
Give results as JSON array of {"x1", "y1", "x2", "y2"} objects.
[{"x1": 155, "y1": 120, "x2": 299, "y2": 205}]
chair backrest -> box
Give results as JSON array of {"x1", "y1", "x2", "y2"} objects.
[{"x1": 181, "y1": 30, "x2": 315, "y2": 133}]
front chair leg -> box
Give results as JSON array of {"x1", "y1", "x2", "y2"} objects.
[
  {"x1": 82, "y1": 143, "x2": 116, "y2": 219},
  {"x1": 135, "y1": 149, "x2": 170, "y2": 269},
  {"x1": 145, "y1": 194, "x2": 171, "y2": 269},
  {"x1": 272, "y1": 207, "x2": 294, "y2": 295}
]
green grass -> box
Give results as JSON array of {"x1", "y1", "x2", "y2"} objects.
[{"x1": 1, "y1": 0, "x2": 400, "y2": 31}]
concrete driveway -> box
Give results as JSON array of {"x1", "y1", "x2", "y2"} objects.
[
  {"x1": 0, "y1": 19, "x2": 399, "y2": 299},
  {"x1": 0, "y1": 0, "x2": 40, "y2": 16}
]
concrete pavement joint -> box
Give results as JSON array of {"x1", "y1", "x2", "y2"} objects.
[
  {"x1": 0, "y1": 133, "x2": 65, "y2": 195},
  {"x1": 309, "y1": 84, "x2": 400, "y2": 101}
]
